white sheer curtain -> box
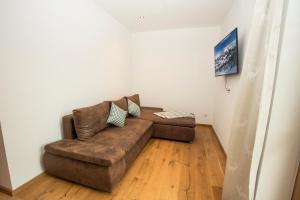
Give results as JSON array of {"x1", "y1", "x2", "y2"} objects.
[{"x1": 222, "y1": 0, "x2": 288, "y2": 199}]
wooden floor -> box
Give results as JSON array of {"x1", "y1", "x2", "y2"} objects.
[{"x1": 0, "y1": 125, "x2": 226, "y2": 200}]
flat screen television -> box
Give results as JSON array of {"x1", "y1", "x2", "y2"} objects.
[{"x1": 214, "y1": 28, "x2": 238, "y2": 76}]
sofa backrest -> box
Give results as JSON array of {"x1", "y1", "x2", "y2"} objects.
[
  {"x1": 62, "y1": 114, "x2": 77, "y2": 139},
  {"x1": 61, "y1": 95, "x2": 140, "y2": 139}
]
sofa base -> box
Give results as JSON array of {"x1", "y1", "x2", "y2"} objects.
[
  {"x1": 44, "y1": 152, "x2": 126, "y2": 192},
  {"x1": 152, "y1": 124, "x2": 195, "y2": 142},
  {"x1": 43, "y1": 126, "x2": 153, "y2": 192}
]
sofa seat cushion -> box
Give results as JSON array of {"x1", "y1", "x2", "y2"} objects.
[
  {"x1": 45, "y1": 139, "x2": 125, "y2": 167},
  {"x1": 139, "y1": 109, "x2": 196, "y2": 128},
  {"x1": 86, "y1": 118, "x2": 153, "y2": 153}
]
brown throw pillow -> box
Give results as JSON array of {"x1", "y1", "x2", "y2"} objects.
[
  {"x1": 113, "y1": 97, "x2": 128, "y2": 111},
  {"x1": 126, "y1": 94, "x2": 140, "y2": 107},
  {"x1": 73, "y1": 101, "x2": 110, "y2": 141}
]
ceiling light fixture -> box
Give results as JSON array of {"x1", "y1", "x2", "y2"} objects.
[{"x1": 139, "y1": 16, "x2": 145, "y2": 20}]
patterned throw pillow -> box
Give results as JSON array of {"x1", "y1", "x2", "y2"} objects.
[
  {"x1": 128, "y1": 99, "x2": 141, "y2": 117},
  {"x1": 107, "y1": 102, "x2": 127, "y2": 127},
  {"x1": 126, "y1": 94, "x2": 140, "y2": 107}
]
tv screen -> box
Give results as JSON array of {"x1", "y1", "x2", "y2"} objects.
[{"x1": 214, "y1": 28, "x2": 238, "y2": 76}]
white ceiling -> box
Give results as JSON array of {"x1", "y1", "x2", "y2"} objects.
[{"x1": 97, "y1": 0, "x2": 235, "y2": 32}]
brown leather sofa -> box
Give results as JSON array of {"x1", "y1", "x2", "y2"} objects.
[{"x1": 43, "y1": 95, "x2": 195, "y2": 192}]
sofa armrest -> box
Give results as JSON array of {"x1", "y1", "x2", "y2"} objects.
[
  {"x1": 62, "y1": 114, "x2": 77, "y2": 139},
  {"x1": 45, "y1": 139, "x2": 125, "y2": 166},
  {"x1": 140, "y1": 106, "x2": 163, "y2": 111}
]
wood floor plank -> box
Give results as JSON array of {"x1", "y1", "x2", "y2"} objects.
[
  {"x1": 191, "y1": 126, "x2": 214, "y2": 200},
  {"x1": 0, "y1": 125, "x2": 226, "y2": 200},
  {"x1": 201, "y1": 127, "x2": 225, "y2": 188}
]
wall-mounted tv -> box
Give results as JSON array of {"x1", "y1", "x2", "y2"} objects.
[{"x1": 214, "y1": 28, "x2": 238, "y2": 76}]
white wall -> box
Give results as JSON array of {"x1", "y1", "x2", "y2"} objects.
[
  {"x1": 0, "y1": 0, "x2": 131, "y2": 189},
  {"x1": 130, "y1": 28, "x2": 220, "y2": 124},
  {"x1": 213, "y1": 0, "x2": 256, "y2": 153},
  {"x1": 255, "y1": 0, "x2": 300, "y2": 198}
]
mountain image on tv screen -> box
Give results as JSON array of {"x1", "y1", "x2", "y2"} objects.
[{"x1": 214, "y1": 28, "x2": 238, "y2": 76}]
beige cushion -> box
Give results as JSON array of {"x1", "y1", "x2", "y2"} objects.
[{"x1": 73, "y1": 101, "x2": 110, "y2": 141}]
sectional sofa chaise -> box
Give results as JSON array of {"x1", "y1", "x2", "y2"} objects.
[{"x1": 43, "y1": 94, "x2": 195, "y2": 192}]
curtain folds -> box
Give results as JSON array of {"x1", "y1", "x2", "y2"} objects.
[{"x1": 222, "y1": 0, "x2": 287, "y2": 199}]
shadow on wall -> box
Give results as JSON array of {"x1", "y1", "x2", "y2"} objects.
[{"x1": 0, "y1": 122, "x2": 12, "y2": 190}]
